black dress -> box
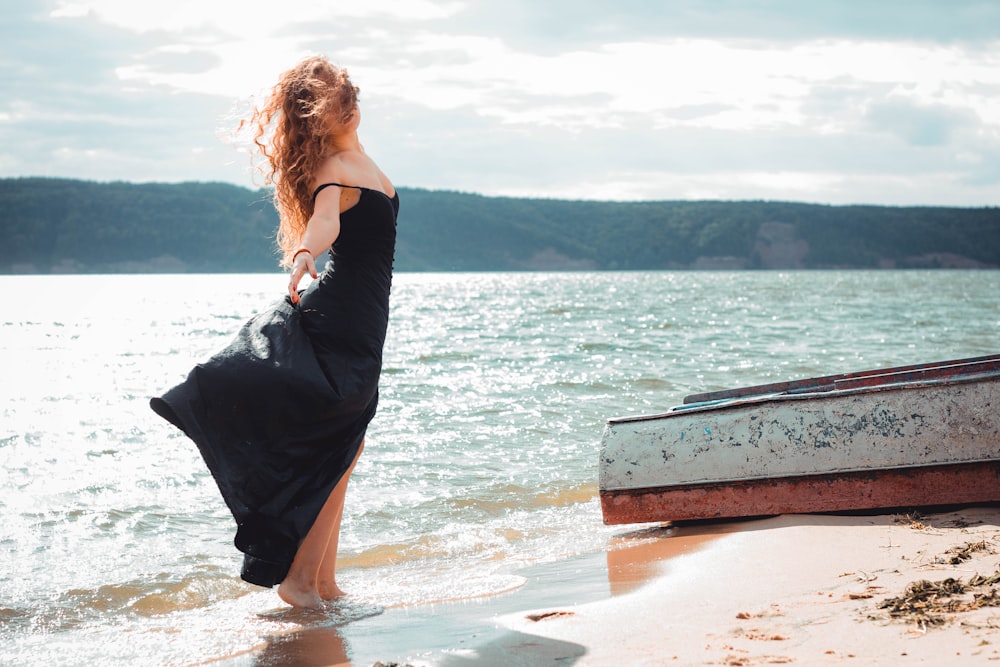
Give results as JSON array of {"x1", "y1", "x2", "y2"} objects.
[{"x1": 150, "y1": 184, "x2": 398, "y2": 587}]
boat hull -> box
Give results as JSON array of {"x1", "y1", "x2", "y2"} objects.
[{"x1": 599, "y1": 356, "x2": 1000, "y2": 525}]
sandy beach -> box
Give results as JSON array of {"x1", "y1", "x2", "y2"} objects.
[
  {"x1": 495, "y1": 506, "x2": 1000, "y2": 666},
  {"x1": 245, "y1": 504, "x2": 1000, "y2": 666}
]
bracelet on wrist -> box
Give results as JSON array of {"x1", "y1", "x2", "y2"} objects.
[{"x1": 292, "y1": 247, "x2": 312, "y2": 262}]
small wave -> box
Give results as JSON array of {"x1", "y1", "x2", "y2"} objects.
[
  {"x1": 339, "y1": 530, "x2": 476, "y2": 569},
  {"x1": 0, "y1": 606, "x2": 32, "y2": 634},
  {"x1": 406, "y1": 482, "x2": 597, "y2": 519},
  {"x1": 531, "y1": 483, "x2": 598, "y2": 507},
  {"x1": 340, "y1": 482, "x2": 600, "y2": 580},
  {"x1": 547, "y1": 379, "x2": 617, "y2": 391},
  {"x1": 575, "y1": 342, "x2": 617, "y2": 352},
  {"x1": 630, "y1": 377, "x2": 673, "y2": 390},
  {"x1": 416, "y1": 351, "x2": 477, "y2": 363},
  {"x1": 58, "y1": 567, "x2": 252, "y2": 622},
  {"x1": 445, "y1": 496, "x2": 517, "y2": 517},
  {"x1": 256, "y1": 598, "x2": 384, "y2": 628},
  {"x1": 344, "y1": 565, "x2": 527, "y2": 609}
]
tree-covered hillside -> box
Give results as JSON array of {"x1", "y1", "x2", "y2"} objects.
[{"x1": 1, "y1": 177, "x2": 997, "y2": 273}]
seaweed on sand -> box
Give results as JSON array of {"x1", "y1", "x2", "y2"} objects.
[
  {"x1": 936, "y1": 539, "x2": 996, "y2": 565},
  {"x1": 875, "y1": 571, "x2": 1000, "y2": 628}
]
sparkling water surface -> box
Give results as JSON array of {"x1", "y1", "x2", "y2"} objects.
[{"x1": 1, "y1": 270, "x2": 997, "y2": 665}]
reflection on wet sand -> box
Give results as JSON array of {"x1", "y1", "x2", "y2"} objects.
[
  {"x1": 246, "y1": 519, "x2": 749, "y2": 665},
  {"x1": 606, "y1": 520, "x2": 756, "y2": 596},
  {"x1": 251, "y1": 603, "x2": 385, "y2": 667},
  {"x1": 253, "y1": 624, "x2": 349, "y2": 667}
]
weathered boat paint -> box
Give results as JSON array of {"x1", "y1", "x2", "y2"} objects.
[
  {"x1": 682, "y1": 354, "x2": 1000, "y2": 404},
  {"x1": 599, "y1": 355, "x2": 1000, "y2": 525}
]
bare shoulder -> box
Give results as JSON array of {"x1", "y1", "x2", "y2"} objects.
[
  {"x1": 312, "y1": 153, "x2": 353, "y2": 191},
  {"x1": 313, "y1": 149, "x2": 393, "y2": 198}
]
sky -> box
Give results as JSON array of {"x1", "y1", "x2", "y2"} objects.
[{"x1": 2, "y1": 0, "x2": 999, "y2": 205}]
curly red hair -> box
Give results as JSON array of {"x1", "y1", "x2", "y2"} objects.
[{"x1": 242, "y1": 56, "x2": 359, "y2": 266}]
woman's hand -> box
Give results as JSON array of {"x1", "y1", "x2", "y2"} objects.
[
  {"x1": 288, "y1": 248, "x2": 318, "y2": 304},
  {"x1": 288, "y1": 181, "x2": 342, "y2": 304}
]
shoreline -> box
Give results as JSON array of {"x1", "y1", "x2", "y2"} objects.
[
  {"x1": 498, "y1": 506, "x2": 1000, "y2": 666},
  {"x1": 239, "y1": 504, "x2": 1000, "y2": 666}
]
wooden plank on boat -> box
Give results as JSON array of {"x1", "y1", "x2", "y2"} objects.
[
  {"x1": 683, "y1": 354, "x2": 1000, "y2": 404},
  {"x1": 599, "y1": 356, "x2": 1000, "y2": 525}
]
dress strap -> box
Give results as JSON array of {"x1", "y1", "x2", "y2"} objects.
[{"x1": 312, "y1": 182, "x2": 362, "y2": 202}]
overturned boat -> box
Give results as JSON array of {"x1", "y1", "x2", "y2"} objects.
[{"x1": 600, "y1": 355, "x2": 1000, "y2": 525}]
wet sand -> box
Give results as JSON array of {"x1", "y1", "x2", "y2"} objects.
[{"x1": 247, "y1": 505, "x2": 1000, "y2": 666}]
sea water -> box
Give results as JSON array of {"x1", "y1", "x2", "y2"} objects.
[{"x1": 1, "y1": 270, "x2": 997, "y2": 665}]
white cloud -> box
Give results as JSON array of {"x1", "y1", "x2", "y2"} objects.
[
  {"x1": 51, "y1": 0, "x2": 461, "y2": 33},
  {"x1": 2, "y1": 0, "x2": 997, "y2": 204}
]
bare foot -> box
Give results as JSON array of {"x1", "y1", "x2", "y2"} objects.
[
  {"x1": 277, "y1": 579, "x2": 324, "y2": 609},
  {"x1": 318, "y1": 581, "x2": 345, "y2": 601}
]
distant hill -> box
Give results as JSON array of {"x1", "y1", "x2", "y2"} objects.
[{"x1": 1, "y1": 177, "x2": 998, "y2": 273}]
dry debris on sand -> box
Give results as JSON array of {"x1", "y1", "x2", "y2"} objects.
[{"x1": 870, "y1": 515, "x2": 1000, "y2": 630}]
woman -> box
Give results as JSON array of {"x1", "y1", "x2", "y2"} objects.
[{"x1": 150, "y1": 55, "x2": 398, "y2": 608}]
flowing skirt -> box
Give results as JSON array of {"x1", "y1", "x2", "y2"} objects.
[{"x1": 150, "y1": 293, "x2": 378, "y2": 587}]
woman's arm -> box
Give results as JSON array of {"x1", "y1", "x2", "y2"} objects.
[{"x1": 287, "y1": 186, "x2": 342, "y2": 303}]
